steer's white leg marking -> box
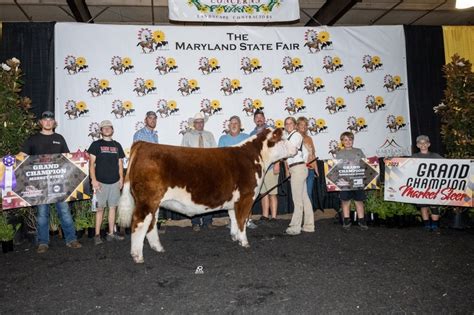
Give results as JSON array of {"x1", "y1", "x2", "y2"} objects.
[
  {"x1": 237, "y1": 220, "x2": 249, "y2": 248},
  {"x1": 228, "y1": 209, "x2": 238, "y2": 242},
  {"x1": 146, "y1": 210, "x2": 164, "y2": 253},
  {"x1": 131, "y1": 213, "x2": 152, "y2": 264}
]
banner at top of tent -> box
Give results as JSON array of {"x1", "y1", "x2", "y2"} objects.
[{"x1": 168, "y1": 0, "x2": 300, "y2": 23}]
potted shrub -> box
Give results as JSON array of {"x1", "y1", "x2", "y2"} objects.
[
  {"x1": 49, "y1": 206, "x2": 61, "y2": 237},
  {"x1": 0, "y1": 213, "x2": 20, "y2": 253},
  {"x1": 72, "y1": 200, "x2": 92, "y2": 238},
  {"x1": 18, "y1": 207, "x2": 37, "y2": 243},
  {"x1": 365, "y1": 189, "x2": 418, "y2": 227},
  {"x1": 434, "y1": 54, "x2": 473, "y2": 229}
]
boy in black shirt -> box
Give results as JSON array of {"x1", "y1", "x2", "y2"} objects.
[
  {"x1": 88, "y1": 120, "x2": 125, "y2": 245},
  {"x1": 21, "y1": 111, "x2": 82, "y2": 253}
]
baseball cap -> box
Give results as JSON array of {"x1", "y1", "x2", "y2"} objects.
[
  {"x1": 146, "y1": 111, "x2": 157, "y2": 117},
  {"x1": 41, "y1": 111, "x2": 55, "y2": 119},
  {"x1": 99, "y1": 120, "x2": 113, "y2": 128}
]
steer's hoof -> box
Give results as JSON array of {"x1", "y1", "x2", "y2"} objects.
[
  {"x1": 231, "y1": 234, "x2": 238, "y2": 242},
  {"x1": 239, "y1": 242, "x2": 250, "y2": 248},
  {"x1": 131, "y1": 254, "x2": 144, "y2": 264},
  {"x1": 151, "y1": 246, "x2": 165, "y2": 253}
]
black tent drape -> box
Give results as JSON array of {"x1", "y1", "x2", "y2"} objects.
[
  {"x1": 404, "y1": 25, "x2": 446, "y2": 155},
  {"x1": 0, "y1": 22, "x2": 55, "y2": 118}
]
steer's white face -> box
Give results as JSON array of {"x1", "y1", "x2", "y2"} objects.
[{"x1": 269, "y1": 138, "x2": 297, "y2": 162}]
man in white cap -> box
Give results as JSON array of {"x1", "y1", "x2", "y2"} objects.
[
  {"x1": 133, "y1": 111, "x2": 158, "y2": 143},
  {"x1": 181, "y1": 113, "x2": 217, "y2": 231},
  {"x1": 88, "y1": 120, "x2": 125, "y2": 245},
  {"x1": 21, "y1": 111, "x2": 82, "y2": 253}
]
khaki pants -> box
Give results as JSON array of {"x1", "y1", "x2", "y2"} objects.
[{"x1": 288, "y1": 164, "x2": 315, "y2": 233}]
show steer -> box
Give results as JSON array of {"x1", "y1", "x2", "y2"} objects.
[{"x1": 118, "y1": 128, "x2": 297, "y2": 263}]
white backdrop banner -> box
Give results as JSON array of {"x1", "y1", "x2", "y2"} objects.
[
  {"x1": 168, "y1": 0, "x2": 300, "y2": 23},
  {"x1": 55, "y1": 23, "x2": 411, "y2": 159}
]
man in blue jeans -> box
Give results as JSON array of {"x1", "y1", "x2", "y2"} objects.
[{"x1": 21, "y1": 111, "x2": 82, "y2": 253}]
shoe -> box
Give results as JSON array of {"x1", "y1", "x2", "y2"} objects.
[
  {"x1": 192, "y1": 224, "x2": 201, "y2": 232},
  {"x1": 66, "y1": 240, "x2": 82, "y2": 249},
  {"x1": 342, "y1": 222, "x2": 352, "y2": 230},
  {"x1": 94, "y1": 235, "x2": 103, "y2": 245},
  {"x1": 424, "y1": 225, "x2": 432, "y2": 231},
  {"x1": 106, "y1": 233, "x2": 125, "y2": 241},
  {"x1": 246, "y1": 220, "x2": 258, "y2": 229},
  {"x1": 37, "y1": 244, "x2": 49, "y2": 254},
  {"x1": 358, "y1": 221, "x2": 368, "y2": 231},
  {"x1": 431, "y1": 225, "x2": 440, "y2": 234},
  {"x1": 302, "y1": 228, "x2": 315, "y2": 233},
  {"x1": 284, "y1": 228, "x2": 301, "y2": 236}
]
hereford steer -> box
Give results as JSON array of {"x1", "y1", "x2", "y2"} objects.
[{"x1": 117, "y1": 128, "x2": 297, "y2": 263}]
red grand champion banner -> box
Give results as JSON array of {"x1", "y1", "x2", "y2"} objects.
[
  {"x1": 324, "y1": 157, "x2": 380, "y2": 192},
  {"x1": 1, "y1": 152, "x2": 90, "y2": 210},
  {"x1": 384, "y1": 158, "x2": 473, "y2": 207}
]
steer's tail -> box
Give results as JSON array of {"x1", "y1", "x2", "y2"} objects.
[{"x1": 117, "y1": 149, "x2": 136, "y2": 228}]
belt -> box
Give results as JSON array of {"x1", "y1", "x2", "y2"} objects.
[{"x1": 289, "y1": 161, "x2": 305, "y2": 168}]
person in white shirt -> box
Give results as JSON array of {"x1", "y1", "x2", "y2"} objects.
[
  {"x1": 181, "y1": 112, "x2": 217, "y2": 231},
  {"x1": 284, "y1": 116, "x2": 315, "y2": 235}
]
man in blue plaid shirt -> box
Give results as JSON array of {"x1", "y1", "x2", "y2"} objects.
[{"x1": 133, "y1": 111, "x2": 158, "y2": 144}]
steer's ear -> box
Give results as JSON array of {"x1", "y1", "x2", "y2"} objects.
[{"x1": 270, "y1": 128, "x2": 283, "y2": 143}]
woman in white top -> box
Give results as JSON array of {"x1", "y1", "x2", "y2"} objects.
[{"x1": 284, "y1": 117, "x2": 315, "y2": 235}]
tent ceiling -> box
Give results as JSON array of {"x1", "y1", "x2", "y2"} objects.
[{"x1": 0, "y1": 0, "x2": 472, "y2": 26}]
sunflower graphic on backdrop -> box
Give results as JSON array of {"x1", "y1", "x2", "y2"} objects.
[
  {"x1": 323, "y1": 56, "x2": 343, "y2": 73},
  {"x1": 325, "y1": 96, "x2": 345, "y2": 114},
  {"x1": 198, "y1": 57, "x2": 220, "y2": 75},
  {"x1": 152, "y1": 30, "x2": 168, "y2": 49},
  {"x1": 64, "y1": 100, "x2": 88, "y2": 119},
  {"x1": 282, "y1": 56, "x2": 304, "y2": 74},
  {"x1": 304, "y1": 29, "x2": 333, "y2": 53},
  {"x1": 111, "y1": 100, "x2": 134, "y2": 119},
  {"x1": 64, "y1": 55, "x2": 88, "y2": 74},
  {"x1": 307, "y1": 117, "x2": 327, "y2": 135},
  {"x1": 344, "y1": 75, "x2": 364, "y2": 93},
  {"x1": 275, "y1": 119, "x2": 284, "y2": 129},
  {"x1": 386, "y1": 115, "x2": 406, "y2": 132},
  {"x1": 362, "y1": 55, "x2": 383, "y2": 72},
  {"x1": 383, "y1": 74, "x2": 404, "y2": 92},
  {"x1": 242, "y1": 98, "x2": 264, "y2": 116},
  {"x1": 199, "y1": 98, "x2": 221, "y2": 116},
  {"x1": 240, "y1": 57, "x2": 262, "y2": 75},
  {"x1": 87, "y1": 78, "x2": 111, "y2": 97},
  {"x1": 366, "y1": 95, "x2": 386, "y2": 112},
  {"x1": 328, "y1": 140, "x2": 342, "y2": 157},
  {"x1": 284, "y1": 97, "x2": 305, "y2": 115},
  {"x1": 156, "y1": 56, "x2": 178, "y2": 75},
  {"x1": 110, "y1": 56, "x2": 134, "y2": 75}
]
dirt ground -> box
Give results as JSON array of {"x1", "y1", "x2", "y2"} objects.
[{"x1": 0, "y1": 212, "x2": 473, "y2": 314}]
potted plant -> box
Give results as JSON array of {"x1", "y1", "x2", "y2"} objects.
[
  {"x1": 49, "y1": 206, "x2": 61, "y2": 237},
  {"x1": 365, "y1": 189, "x2": 418, "y2": 227},
  {"x1": 18, "y1": 207, "x2": 37, "y2": 243},
  {"x1": 0, "y1": 213, "x2": 20, "y2": 253},
  {"x1": 434, "y1": 54, "x2": 473, "y2": 229},
  {"x1": 72, "y1": 200, "x2": 92, "y2": 238}
]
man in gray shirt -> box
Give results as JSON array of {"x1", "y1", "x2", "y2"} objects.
[{"x1": 181, "y1": 112, "x2": 217, "y2": 231}]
